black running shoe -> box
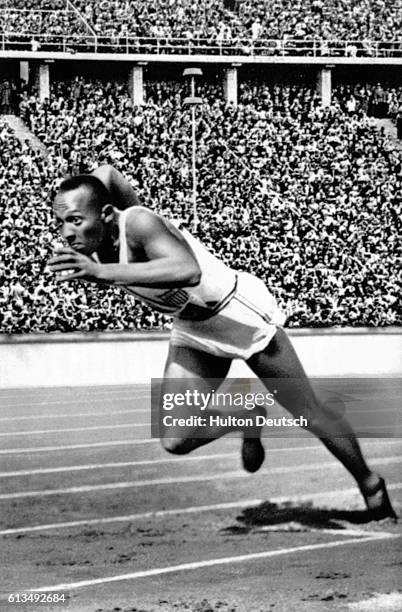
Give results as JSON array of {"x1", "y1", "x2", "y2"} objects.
[
  {"x1": 361, "y1": 477, "x2": 398, "y2": 521},
  {"x1": 241, "y1": 438, "x2": 265, "y2": 473}
]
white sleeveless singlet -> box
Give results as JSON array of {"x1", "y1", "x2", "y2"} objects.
[{"x1": 117, "y1": 207, "x2": 237, "y2": 319}]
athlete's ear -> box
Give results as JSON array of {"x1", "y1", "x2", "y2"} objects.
[{"x1": 101, "y1": 204, "x2": 114, "y2": 223}]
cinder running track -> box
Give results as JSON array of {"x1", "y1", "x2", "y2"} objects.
[{"x1": 0, "y1": 381, "x2": 401, "y2": 612}]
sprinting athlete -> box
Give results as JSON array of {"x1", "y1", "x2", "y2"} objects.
[{"x1": 48, "y1": 164, "x2": 397, "y2": 521}]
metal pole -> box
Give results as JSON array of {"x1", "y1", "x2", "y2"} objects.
[
  {"x1": 183, "y1": 70, "x2": 202, "y2": 231},
  {"x1": 191, "y1": 77, "x2": 198, "y2": 231},
  {"x1": 191, "y1": 104, "x2": 197, "y2": 232}
]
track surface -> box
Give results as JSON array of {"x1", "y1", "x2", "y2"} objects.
[{"x1": 0, "y1": 382, "x2": 401, "y2": 612}]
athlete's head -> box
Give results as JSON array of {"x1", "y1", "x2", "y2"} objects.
[{"x1": 53, "y1": 175, "x2": 114, "y2": 255}]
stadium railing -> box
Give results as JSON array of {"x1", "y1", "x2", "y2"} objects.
[{"x1": 1, "y1": 32, "x2": 402, "y2": 57}]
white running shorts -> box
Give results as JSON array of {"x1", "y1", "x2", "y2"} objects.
[{"x1": 170, "y1": 272, "x2": 286, "y2": 360}]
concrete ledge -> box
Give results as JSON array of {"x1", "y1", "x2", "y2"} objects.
[
  {"x1": 0, "y1": 326, "x2": 400, "y2": 345},
  {"x1": 0, "y1": 331, "x2": 170, "y2": 345},
  {"x1": 0, "y1": 328, "x2": 400, "y2": 387}
]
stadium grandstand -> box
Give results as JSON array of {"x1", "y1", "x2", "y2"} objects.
[
  {"x1": 0, "y1": 0, "x2": 401, "y2": 55},
  {"x1": 0, "y1": 2, "x2": 401, "y2": 334}
]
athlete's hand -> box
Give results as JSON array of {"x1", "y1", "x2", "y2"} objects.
[{"x1": 48, "y1": 246, "x2": 101, "y2": 282}]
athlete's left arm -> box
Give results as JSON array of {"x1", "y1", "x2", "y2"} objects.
[{"x1": 49, "y1": 209, "x2": 201, "y2": 288}]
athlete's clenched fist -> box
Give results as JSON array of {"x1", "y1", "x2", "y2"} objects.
[{"x1": 48, "y1": 246, "x2": 101, "y2": 282}]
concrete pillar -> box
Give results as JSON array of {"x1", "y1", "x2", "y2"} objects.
[
  {"x1": 128, "y1": 65, "x2": 144, "y2": 107},
  {"x1": 19, "y1": 61, "x2": 29, "y2": 84},
  {"x1": 224, "y1": 66, "x2": 238, "y2": 106},
  {"x1": 38, "y1": 62, "x2": 50, "y2": 102},
  {"x1": 317, "y1": 66, "x2": 333, "y2": 108}
]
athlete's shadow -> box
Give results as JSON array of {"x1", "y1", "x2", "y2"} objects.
[{"x1": 222, "y1": 501, "x2": 376, "y2": 534}]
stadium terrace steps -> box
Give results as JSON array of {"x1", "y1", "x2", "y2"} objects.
[
  {"x1": 2, "y1": 114, "x2": 49, "y2": 156},
  {"x1": 369, "y1": 118, "x2": 402, "y2": 151}
]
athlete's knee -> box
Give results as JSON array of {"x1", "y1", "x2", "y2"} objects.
[
  {"x1": 161, "y1": 436, "x2": 193, "y2": 455},
  {"x1": 311, "y1": 397, "x2": 346, "y2": 426},
  {"x1": 307, "y1": 398, "x2": 347, "y2": 435},
  {"x1": 322, "y1": 396, "x2": 346, "y2": 420}
]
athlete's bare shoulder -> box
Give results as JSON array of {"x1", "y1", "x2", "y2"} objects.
[
  {"x1": 123, "y1": 208, "x2": 192, "y2": 264},
  {"x1": 124, "y1": 206, "x2": 172, "y2": 247}
]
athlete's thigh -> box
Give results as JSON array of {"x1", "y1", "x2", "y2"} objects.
[
  {"x1": 164, "y1": 343, "x2": 232, "y2": 381},
  {"x1": 246, "y1": 328, "x2": 321, "y2": 420},
  {"x1": 160, "y1": 344, "x2": 231, "y2": 439}
]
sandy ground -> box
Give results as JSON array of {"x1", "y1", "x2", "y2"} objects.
[{"x1": 0, "y1": 382, "x2": 401, "y2": 612}]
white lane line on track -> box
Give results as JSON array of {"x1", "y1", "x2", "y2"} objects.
[
  {"x1": 348, "y1": 593, "x2": 402, "y2": 611},
  {"x1": 0, "y1": 408, "x2": 149, "y2": 422},
  {"x1": 2, "y1": 484, "x2": 401, "y2": 536},
  {"x1": 28, "y1": 533, "x2": 400, "y2": 592},
  {"x1": 0, "y1": 440, "x2": 157, "y2": 455},
  {"x1": 0, "y1": 439, "x2": 401, "y2": 477},
  {"x1": 0, "y1": 499, "x2": 262, "y2": 535},
  {"x1": 0, "y1": 453, "x2": 238, "y2": 477},
  {"x1": 0, "y1": 423, "x2": 150, "y2": 437},
  {"x1": 255, "y1": 527, "x2": 399, "y2": 540},
  {"x1": 0, "y1": 437, "x2": 399, "y2": 456},
  {"x1": 0, "y1": 409, "x2": 148, "y2": 422},
  {"x1": 0, "y1": 395, "x2": 149, "y2": 409},
  {"x1": 0, "y1": 390, "x2": 147, "y2": 401},
  {"x1": 1, "y1": 456, "x2": 401, "y2": 500}
]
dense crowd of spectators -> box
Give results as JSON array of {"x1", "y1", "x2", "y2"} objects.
[
  {"x1": 52, "y1": 0, "x2": 402, "y2": 44},
  {"x1": 2, "y1": 9, "x2": 85, "y2": 36},
  {"x1": 0, "y1": 0, "x2": 87, "y2": 42},
  {"x1": 0, "y1": 75, "x2": 400, "y2": 334},
  {"x1": 1, "y1": 0, "x2": 402, "y2": 53},
  {"x1": 236, "y1": 0, "x2": 402, "y2": 42},
  {"x1": 72, "y1": 0, "x2": 237, "y2": 41},
  {"x1": 0, "y1": 1, "x2": 64, "y2": 7},
  {"x1": 0, "y1": 0, "x2": 89, "y2": 52},
  {"x1": 334, "y1": 83, "x2": 402, "y2": 119}
]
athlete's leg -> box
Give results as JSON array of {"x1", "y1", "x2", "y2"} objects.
[
  {"x1": 160, "y1": 344, "x2": 265, "y2": 471},
  {"x1": 247, "y1": 328, "x2": 397, "y2": 519}
]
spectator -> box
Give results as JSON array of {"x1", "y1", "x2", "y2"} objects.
[
  {"x1": 396, "y1": 102, "x2": 402, "y2": 139},
  {"x1": 0, "y1": 79, "x2": 12, "y2": 113}
]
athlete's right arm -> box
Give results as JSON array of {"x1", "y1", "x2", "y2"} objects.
[
  {"x1": 91, "y1": 165, "x2": 140, "y2": 209},
  {"x1": 96, "y1": 208, "x2": 201, "y2": 288},
  {"x1": 49, "y1": 208, "x2": 201, "y2": 288}
]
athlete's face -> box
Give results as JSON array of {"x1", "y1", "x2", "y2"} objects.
[{"x1": 53, "y1": 186, "x2": 107, "y2": 256}]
